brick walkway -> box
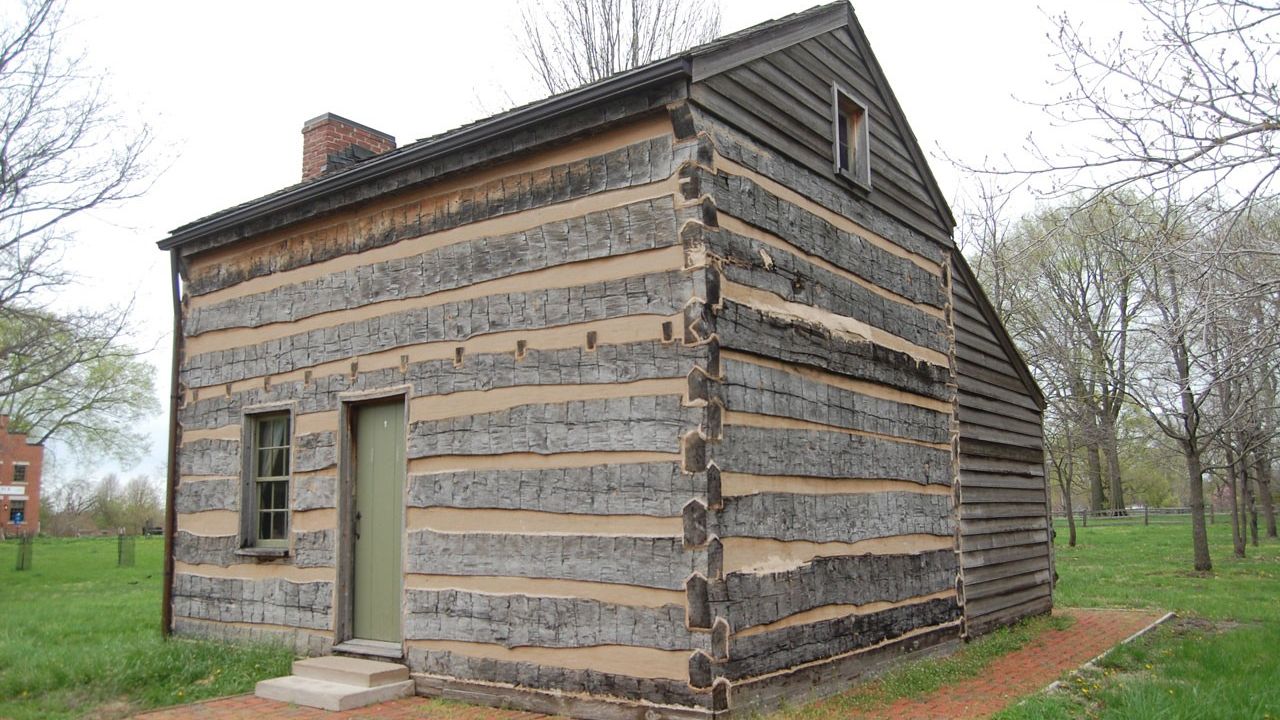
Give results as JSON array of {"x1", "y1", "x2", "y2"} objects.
[
  {"x1": 135, "y1": 608, "x2": 1165, "y2": 720},
  {"x1": 859, "y1": 607, "x2": 1167, "y2": 720}
]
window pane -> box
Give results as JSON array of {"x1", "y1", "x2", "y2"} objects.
[
  {"x1": 272, "y1": 511, "x2": 288, "y2": 540},
  {"x1": 258, "y1": 511, "x2": 273, "y2": 540},
  {"x1": 273, "y1": 480, "x2": 289, "y2": 510},
  {"x1": 12, "y1": 465, "x2": 26, "y2": 483},
  {"x1": 257, "y1": 448, "x2": 287, "y2": 478},
  {"x1": 258, "y1": 416, "x2": 288, "y2": 448}
]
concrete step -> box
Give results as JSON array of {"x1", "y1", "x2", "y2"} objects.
[
  {"x1": 255, "y1": 674, "x2": 414, "y2": 711},
  {"x1": 292, "y1": 655, "x2": 410, "y2": 687}
]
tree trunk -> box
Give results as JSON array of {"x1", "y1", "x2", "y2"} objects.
[
  {"x1": 1184, "y1": 446, "x2": 1213, "y2": 572},
  {"x1": 1101, "y1": 415, "x2": 1126, "y2": 512},
  {"x1": 1256, "y1": 449, "x2": 1277, "y2": 538},
  {"x1": 1226, "y1": 454, "x2": 1245, "y2": 558},
  {"x1": 1087, "y1": 441, "x2": 1106, "y2": 512},
  {"x1": 1244, "y1": 461, "x2": 1258, "y2": 547},
  {"x1": 1060, "y1": 478, "x2": 1077, "y2": 547}
]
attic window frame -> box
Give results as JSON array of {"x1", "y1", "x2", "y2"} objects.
[{"x1": 831, "y1": 83, "x2": 871, "y2": 190}]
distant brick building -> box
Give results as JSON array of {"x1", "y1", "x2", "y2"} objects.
[{"x1": 0, "y1": 416, "x2": 43, "y2": 536}]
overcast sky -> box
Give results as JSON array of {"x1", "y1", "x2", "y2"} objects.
[{"x1": 49, "y1": 0, "x2": 1128, "y2": 481}]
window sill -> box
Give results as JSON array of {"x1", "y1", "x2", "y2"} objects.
[{"x1": 234, "y1": 547, "x2": 290, "y2": 560}]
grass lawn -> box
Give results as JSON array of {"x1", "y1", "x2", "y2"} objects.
[
  {"x1": 1, "y1": 520, "x2": 1276, "y2": 719},
  {"x1": 0, "y1": 536, "x2": 291, "y2": 720},
  {"x1": 995, "y1": 519, "x2": 1280, "y2": 719}
]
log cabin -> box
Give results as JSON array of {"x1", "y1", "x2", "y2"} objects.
[{"x1": 156, "y1": 2, "x2": 1052, "y2": 717}]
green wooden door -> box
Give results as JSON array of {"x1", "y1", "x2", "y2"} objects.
[{"x1": 352, "y1": 401, "x2": 405, "y2": 643}]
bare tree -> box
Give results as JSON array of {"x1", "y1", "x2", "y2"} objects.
[
  {"x1": 0, "y1": 0, "x2": 156, "y2": 462},
  {"x1": 1020, "y1": 1, "x2": 1280, "y2": 217},
  {"x1": 517, "y1": 0, "x2": 721, "y2": 95}
]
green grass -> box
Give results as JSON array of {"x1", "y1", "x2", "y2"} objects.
[
  {"x1": 0, "y1": 536, "x2": 292, "y2": 720},
  {"x1": 994, "y1": 519, "x2": 1280, "y2": 720}
]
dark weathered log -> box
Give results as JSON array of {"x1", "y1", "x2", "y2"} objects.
[
  {"x1": 715, "y1": 300, "x2": 950, "y2": 401},
  {"x1": 699, "y1": 227, "x2": 947, "y2": 353},
  {"x1": 182, "y1": 271, "x2": 695, "y2": 388},
  {"x1": 175, "y1": 477, "x2": 238, "y2": 513},
  {"x1": 692, "y1": 171, "x2": 945, "y2": 309},
  {"x1": 404, "y1": 589, "x2": 700, "y2": 651},
  {"x1": 172, "y1": 573, "x2": 333, "y2": 630},
  {"x1": 714, "y1": 426, "x2": 952, "y2": 485},
  {"x1": 723, "y1": 597, "x2": 961, "y2": 680},
  {"x1": 407, "y1": 395, "x2": 697, "y2": 458},
  {"x1": 710, "y1": 550, "x2": 957, "y2": 628},
  {"x1": 187, "y1": 197, "x2": 680, "y2": 335},
  {"x1": 184, "y1": 132, "x2": 680, "y2": 295},
  {"x1": 406, "y1": 531, "x2": 705, "y2": 590},
  {"x1": 173, "y1": 616, "x2": 332, "y2": 657},
  {"x1": 722, "y1": 358, "x2": 949, "y2": 444},
  {"x1": 406, "y1": 648, "x2": 714, "y2": 710},
  {"x1": 408, "y1": 463, "x2": 700, "y2": 517},
  {"x1": 181, "y1": 341, "x2": 709, "y2": 431}
]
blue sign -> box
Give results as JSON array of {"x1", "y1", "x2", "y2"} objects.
[{"x1": 11, "y1": 511, "x2": 23, "y2": 524}]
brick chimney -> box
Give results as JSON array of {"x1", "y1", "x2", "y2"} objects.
[{"x1": 301, "y1": 113, "x2": 396, "y2": 181}]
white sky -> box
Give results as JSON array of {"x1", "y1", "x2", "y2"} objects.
[{"x1": 50, "y1": 0, "x2": 1129, "y2": 481}]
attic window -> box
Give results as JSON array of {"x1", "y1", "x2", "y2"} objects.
[{"x1": 832, "y1": 84, "x2": 870, "y2": 189}]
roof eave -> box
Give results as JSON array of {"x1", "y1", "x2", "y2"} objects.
[{"x1": 158, "y1": 56, "x2": 693, "y2": 252}]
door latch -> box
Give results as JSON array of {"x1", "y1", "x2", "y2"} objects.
[{"x1": 354, "y1": 511, "x2": 362, "y2": 540}]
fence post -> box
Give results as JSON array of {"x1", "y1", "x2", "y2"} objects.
[
  {"x1": 1210, "y1": 506, "x2": 1215, "y2": 524},
  {"x1": 15, "y1": 533, "x2": 33, "y2": 571},
  {"x1": 1081, "y1": 509, "x2": 1087, "y2": 527},
  {"x1": 1144, "y1": 505, "x2": 1149, "y2": 526}
]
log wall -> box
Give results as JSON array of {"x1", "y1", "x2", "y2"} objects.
[
  {"x1": 673, "y1": 107, "x2": 964, "y2": 714},
  {"x1": 171, "y1": 112, "x2": 731, "y2": 713}
]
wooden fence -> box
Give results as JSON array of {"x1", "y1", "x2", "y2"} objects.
[{"x1": 1050, "y1": 507, "x2": 1213, "y2": 527}]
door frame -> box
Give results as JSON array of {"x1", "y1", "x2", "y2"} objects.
[{"x1": 334, "y1": 386, "x2": 411, "y2": 647}]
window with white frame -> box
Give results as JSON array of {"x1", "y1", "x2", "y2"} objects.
[{"x1": 248, "y1": 413, "x2": 291, "y2": 546}]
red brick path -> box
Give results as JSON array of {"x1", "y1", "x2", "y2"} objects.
[
  {"x1": 135, "y1": 608, "x2": 1165, "y2": 720},
  {"x1": 858, "y1": 608, "x2": 1166, "y2": 720}
]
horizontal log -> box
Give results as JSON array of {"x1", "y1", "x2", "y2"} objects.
[
  {"x1": 176, "y1": 477, "x2": 238, "y2": 514},
  {"x1": 959, "y1": 471, "x2": 1047, "y2": 490},
  {"x1": 960, "y1": 502, "x2": 1050, "y2": 520},
  {"x1": 406, "y1": 530, "x2": 705, "y2": 590},
  {"x1": 174, "y1": 531, "x2": 238, "y2": 567},
  {"x1": 716, "y1": 491, "x2": 954, "y2": 545},
  {"x1": 960, "y1": 542, "x2": 1051, "y2": 570},
  {"x1": 716, "y1": 300, "x2": 950, "y2": 401},
  {"x1": 959, "y1": 516, "x2": 1049, "y2": 537},
  {"x1": 187, "y1": 196, "x2": 680, "y2": 335},
  {"x1": 293, "y1": 529, "x2": 335, "y2": 569},
  {"x1": 701, "y1": 227, "x2": 947, "y2": 353},
  {"x1": 406, "y1": 648, "x2": 713, "y2": 709},
  {"x1": 178, "y1": 438, "x2": 239, "y2": 477},
  {"x1": 715, "y1": 425, "x2": 953, "y2": 485},
  {"x1": 958, "y1": 457, "x2": 1045, "y2": 477},
  {"x1": 408, "y1": 463, "x2": 701, "y2": 517},
  {"x1": 723, "y1": 597, "x2": 961, "y2": 681},
  {"x1": 293, "y1": 475, "x2": 337, "y2": 511},
  {"x1": 404, "y1": 589, "x2": 698, "y2": 651},
  {"x1": 172, "y1": 573, "x2": 333, "y2": 631},
  {"x1": 959, "y1": 438, "x2": 1044, "y2": 464},
  {"x1": 294, "y1": 432, "x2": 337, "y2": 472},
  {"x1": 407, "y1": 395, "x2": 696, "y2": 458},
  {"x1": 964, "y1": 583, "x2": 1052, "y2": 619},
  {"x1": 185, "y1": 134, "x2": 677, "y2": 297},
  {"x1": 181, "y1": 340, "x2": 707, "y2": 431},
  {"x1": 712, "y1": 550, "x2": 957, "y2": 629},
  {"x1": 182, "y1": 270, "x2": 695, "y2": 388},
  {"x1": 722, "y1": 358, "x2": 950, "y2": 445}
]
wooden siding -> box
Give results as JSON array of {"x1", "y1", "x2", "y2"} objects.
[
  {"x1": 690, "y1": 26, "x2": 953, "y2": 246},
  {"x1": 952, "y1": 262, "x2": 1053, "y2": 636}
]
